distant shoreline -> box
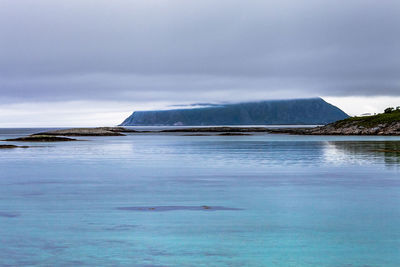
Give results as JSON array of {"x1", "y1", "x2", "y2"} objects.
[
  {"x1": 2, "y1": 124, "x2": 399, "y2": 142},
  {"x1": 3, "y1": 109, "x2": 400, "y2": 140}
]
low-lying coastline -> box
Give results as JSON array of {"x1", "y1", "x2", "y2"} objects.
[
  {"x1": 160, "y1": 127, "x2": 273, "y2": 133},
  {"x1": 2, "y1": 111, "x2": 400, "y2": 144}
]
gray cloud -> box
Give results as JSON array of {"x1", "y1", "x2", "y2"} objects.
[{"x1": 1, "y1": 0, "x2": 399, "y2": 103}]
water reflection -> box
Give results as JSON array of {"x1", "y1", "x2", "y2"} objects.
[
  {"x1": 327, "y1": 141, "x2": 400, "y2": 166},
  {"x1": 1, "y1": 132, "x2": 400, "y2": 266}
]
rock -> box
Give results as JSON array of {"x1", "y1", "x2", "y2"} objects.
[
  {"x1": 4, "y1": 135, "x2": 78, "y2": 142},
  {"x1": 306, "y1": 120, "x2": 400, "y2": 136},
  {"x1": 182, "y1": 134, "x2": 211, "y2": 136},
  {"x1": 0, "y1": 144, "x2": 29, "y2": 149},
  {"x1": 32, "y1": 127, "x2": 136, "y2": 136},
  {"x1": 218, "y1": 133, "x2": 252, "y2": 136}
]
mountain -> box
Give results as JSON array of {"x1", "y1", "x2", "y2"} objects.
[{"x1": 120, "y1": 98, "x2": 349, "y2": 126}]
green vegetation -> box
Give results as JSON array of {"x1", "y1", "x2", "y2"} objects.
[{"x1": 333, "y1": 108, "x2": 400, "y2": 128}]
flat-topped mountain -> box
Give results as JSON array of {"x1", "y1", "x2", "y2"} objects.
[{"x1": 120, "y1": 98, "x2": 349, "y2": 126}]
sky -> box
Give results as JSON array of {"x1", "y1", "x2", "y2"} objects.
[{"x1": 0, "y1": 0, "x2": 399, "y2": 127}]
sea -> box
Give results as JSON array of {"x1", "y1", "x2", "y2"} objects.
[{"x1": 0, "y1": 127, "x2": 400, "y2": 266}]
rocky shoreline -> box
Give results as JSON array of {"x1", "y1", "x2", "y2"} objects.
[
  {"x1": 304, "y1": 121, "x2": 400, "y2": 135},
  {"x1": 159, "y1": 125, "x2": 399, "y2": 135},
  {"x1": 2, "y1": 120, "x2": 400, "y2": 145}
]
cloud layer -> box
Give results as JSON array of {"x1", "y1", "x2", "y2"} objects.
[{"x1": 1, "y1": 0, "x2": 399, "y2": 104}]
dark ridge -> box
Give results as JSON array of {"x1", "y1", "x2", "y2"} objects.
[
  {"x1": 161, "y1": 127, "x2": 271, "y2": 132},
  {"x1": 182, "y1": 134, "x2": 211, "y2": 136},
  {"x1": 32, "y1": 127, "x2": 138, "y2": 136},
  {"x1": 3, "y1": 135, "x2": 77, "y2": 142},
  {"x1": 0, "y1": 144, "x2": 29, "y2": 149},
  {"x1": 218, "y1": 132, "x2": 252, "y2": 136}
]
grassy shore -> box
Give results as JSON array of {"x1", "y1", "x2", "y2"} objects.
[{"x1": 333, "y1": 110, "x2": 400, "y2": 128}]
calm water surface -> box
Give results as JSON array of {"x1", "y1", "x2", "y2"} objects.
[{"x1": 1, "y1": 129, "x2": 400, "y2": 266}]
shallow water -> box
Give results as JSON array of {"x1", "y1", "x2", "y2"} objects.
[{"x1": 1, "y1": 129, "x2": 400, "y2": 266}]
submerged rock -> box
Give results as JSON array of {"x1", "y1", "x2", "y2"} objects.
[
  {"x1": 116, "y1": 206, "x2": 243, "y2": 212},
  {"x1": 0, "y1": 212, "x2": 20, "y2": 218}
]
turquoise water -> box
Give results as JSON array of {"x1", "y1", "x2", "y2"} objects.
[{"x1": 1, "y1": 129, "x2": 400, "y2": 266}]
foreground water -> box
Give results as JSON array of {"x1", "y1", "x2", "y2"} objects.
[{"x1": 1, "y1": 129, "x2": 400, "y2": 266}]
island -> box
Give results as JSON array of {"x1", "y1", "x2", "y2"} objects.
[
  {"x1": 120, "y1": 98, "x2": 349, "y2": 126},
  {"x1": 1, "y1": 127, "x2": 138, "y2": 143},
  {"x1": 32, "y1": 127, "x2": 138, "y2": 136}
]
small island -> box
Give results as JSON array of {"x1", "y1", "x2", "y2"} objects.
[
  {"x1": 4, "y1": 135, "x2": 78, "y2": 142},
  {"x1": 32, "y1": 127, "x2": 138, "y2": 136}
]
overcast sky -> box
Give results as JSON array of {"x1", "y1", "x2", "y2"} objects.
[{"x1": 1, "y1": 0, "x2": 399, "y2": 126}]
